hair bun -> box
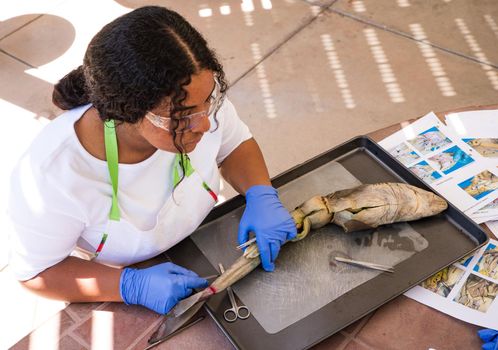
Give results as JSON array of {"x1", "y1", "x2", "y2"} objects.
[{"x1": 52, "y1": 65, "x2": 89, "y2": 110}]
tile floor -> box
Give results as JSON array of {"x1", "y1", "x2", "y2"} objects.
[{"x1": 1, "y1": 0, "x2": 497, "y2": 349}]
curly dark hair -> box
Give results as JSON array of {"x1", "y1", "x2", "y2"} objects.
[{"x1": 53, "y1": 6, "x2": 227, "y2": 148}]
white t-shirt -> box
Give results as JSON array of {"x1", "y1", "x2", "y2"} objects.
[{"x1": 7, "y1": 99, "x2": 252, "y2": 281}]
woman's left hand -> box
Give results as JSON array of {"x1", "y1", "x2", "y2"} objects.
[{"x1": 238, "y1": 185, "x2": 297, "y2": 271}]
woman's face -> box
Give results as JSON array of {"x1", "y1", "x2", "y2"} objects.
[{"x1": 138, "y1": 69, "x2": 216, "y2": 154}]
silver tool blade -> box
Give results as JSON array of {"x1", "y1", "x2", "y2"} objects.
[
  {"x1": 335, "y1": 256, "x2": 394, "y2": 273},
  {"x1": 145, "y1": 315, "x2": 205, "y2": 350},
  {"x1": 236, "y1": 237, "x2": 257, "y2": 250},
  {"x1": 171, "y1": 290, "x2": 206, "y2": 318},
  {"x1": 148, "y1": 299, "x2": 206, "y2": 345}
]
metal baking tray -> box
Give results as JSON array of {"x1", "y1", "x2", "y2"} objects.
[{"x1": 166, "y1": 135, "x2": 488, "y2": 350}]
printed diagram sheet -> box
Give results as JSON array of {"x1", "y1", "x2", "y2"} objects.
[
  {"x1": 445, "y1": 110, "x2": 498, "y2": 223},
  {"x1": 379, "y1": 111, "x2": 498, "y2": 223},
  {"x1": 472, "y1": 199, "x2": 498, "y2": 224},
  {"x1": 404, "y1": 236, "x2": 498, "y2": 329},
  {"x1": 382, "y1": 110, "x2": 498, "y2": 328}
]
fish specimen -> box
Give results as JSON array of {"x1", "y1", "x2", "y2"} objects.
[{"x1": 170, "y1": 182, "x2": 447, "y2": 317}]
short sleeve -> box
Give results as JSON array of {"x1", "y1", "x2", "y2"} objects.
[
  {"x1": 7, "y1": 157, "x2": 85, "y2": 281},
  {"x1": 215, "y1": 98, "x2": 253, "y2": 165}
]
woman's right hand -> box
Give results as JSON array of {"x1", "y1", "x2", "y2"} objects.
[{"x1": 119, "y1": 262, "x2": 208, "y2": 314}]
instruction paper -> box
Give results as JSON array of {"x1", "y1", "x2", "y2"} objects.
[
  {"x1": 444, "y1": 110, "x2": 498, "y2": 223},
  {"x1": 404, "y1": 234, "x2": 498, "y2": 329},
  {"x1": 379, "y1": 112, "x2": 498, "y2": 222},
  {"x1": 382, "y1": 110, "x2": 498, "y2": 327},
  {"x1": 472, "y1": 199, "x2": 498, "y2": 224}
]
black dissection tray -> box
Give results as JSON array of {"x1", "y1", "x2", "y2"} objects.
[{"x1": 166, "y1": 135, "x2": 488, "y2": 350}]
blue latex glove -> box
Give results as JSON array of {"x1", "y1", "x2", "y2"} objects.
[
  {"x1": 478, "y1": 329, "x2": 498, "y2": 350},
  {"x1": 238, "y1": 185, "x2": 297, "y2": 272},
  {"x1": 119, "y1": 262, "x2": 208, "y2": 314}
]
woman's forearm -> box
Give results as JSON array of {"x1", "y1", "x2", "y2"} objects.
[
  {"x1": 219, "y1": 138, "x2": 271, "y2": 194},
  {"x1": 21, "y1": 257, "x2": 123, "y2": 302}
]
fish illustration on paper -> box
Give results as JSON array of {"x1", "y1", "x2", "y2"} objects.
[
  {"x1": 464, "y1": 138, "x2": 498, "y2": 158},
  {"x1": 408, "y1": 127, "x2": 452, "y2": 155}
]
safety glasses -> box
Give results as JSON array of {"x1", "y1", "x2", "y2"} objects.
[{"x1": 146, "y1": 78, "x2": 224, "y2": 134}]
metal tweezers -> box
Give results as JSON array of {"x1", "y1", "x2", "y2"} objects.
[
  {"x1": 236, "y1": 237, "x2": 257, "y2": 250},
  {"x1": 335, "y1": 256, "x2": 394, "y2": 273}
]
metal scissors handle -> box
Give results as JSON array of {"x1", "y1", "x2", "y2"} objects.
[{"x1": 218, "y1": 263, "x2": 251, "y2": 323}]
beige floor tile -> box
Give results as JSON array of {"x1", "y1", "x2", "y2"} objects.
[
  {"x1": 0, "y1": 13, "x2": 76, "y2": 69},
  {"x1": 341, "y1": 313, "x2": 374, "y2": 336},
  {"x1": 227, "y1": 10, "x2": 498, "y2": 178},
  {"x1": 332, "y1": 0, "x2": 498, "y2": 67},
  {"x1": 344, "y1": 338, "x2": 376, "y2": 350},
  {"x1": 0, "y1": 52, "x2": 60, "y2": 119},
  {"x1": 310, "y1": 332, "x2": 350, "y2": 349},
  {"x1": 12, "y1": 333, "x2": 88, "y2": 350},
  {"x1": 132, "y1": 310, "x2": 234, "y2": 350},
  {"x1": 72, "y1": 302, "x2": 161, "y2": 349},
  {"x1": 64, "y1": 302, "x2": 108, "y2": 322},
  {"x1": 0, "y1": 0, "x2": 66, "y2": 39},
  {"x1": 58, "y1": 334, "x2": 89, "y2": 350},
  {"x1": 0, "y1": 1, "x2": 321, "y2": 113},
  {"x1": 0, "y1": 0, "x2": 130, "y2": 85},
  {"x1": 0, "y1": 14, "x2": 40, "y2": 41},
  {"x1": 353, "y1": 296, "x2": 482, "y2": 350},
  {"x1": 79, "y1": 0, "x2": 321, "y2": 82},
  {"x1": 303, "y1": 0, "x2": 338, "y2": 7}
]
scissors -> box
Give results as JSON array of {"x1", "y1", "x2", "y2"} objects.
[{"x1": 218, "y1": 263, "x2": 251, "y2": 322}]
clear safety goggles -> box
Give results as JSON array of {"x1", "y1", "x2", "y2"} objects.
[{"x1": 146, "y1": 78, "x2": 223, "y2": 133}]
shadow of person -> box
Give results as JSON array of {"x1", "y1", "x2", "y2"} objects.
[{"x1": 0, "y1": 14, "x2": 75, "y2": 120}]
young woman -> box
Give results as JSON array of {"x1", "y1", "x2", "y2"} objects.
[{"x1": 7, "y1": 6, "x2": 296, "y2": 315}]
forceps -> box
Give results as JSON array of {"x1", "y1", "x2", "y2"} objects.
[
  {"x1": 218, "y1": 263, "x2": 251, "y2": 323},
  {"x1": 236, "y1": 237, "x2": 257, "y2": 250},
  {"x1": 335, "y1": 256, "x2": 394, "y2": 273}
]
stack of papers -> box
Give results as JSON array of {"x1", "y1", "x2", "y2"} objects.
[
  {"x1": 379, "y1": 110, "x2": 498, "y2": 224},
  {"x1": 379, "y1": 109, "x2": 498, "y2": 328},
  {"x1": 445, "y1": 110, "x2": 498, "y2": 223}
]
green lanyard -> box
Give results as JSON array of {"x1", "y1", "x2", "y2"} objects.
[
  {"x1": 171, "y1": 153, "x2": 218, "y2": 202},
  {"x1": 97, "y1": 120, "x2": 217, "y2": 259},
  {"x1": 172, "y1": 152, "x2": 194, "y2": 186},
  {"x1": 104, "y1": 120, "x2": 121, "y2": 221},
  {"x1": 103, "y1": 120, "x2": 210, "y2": 222}
]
